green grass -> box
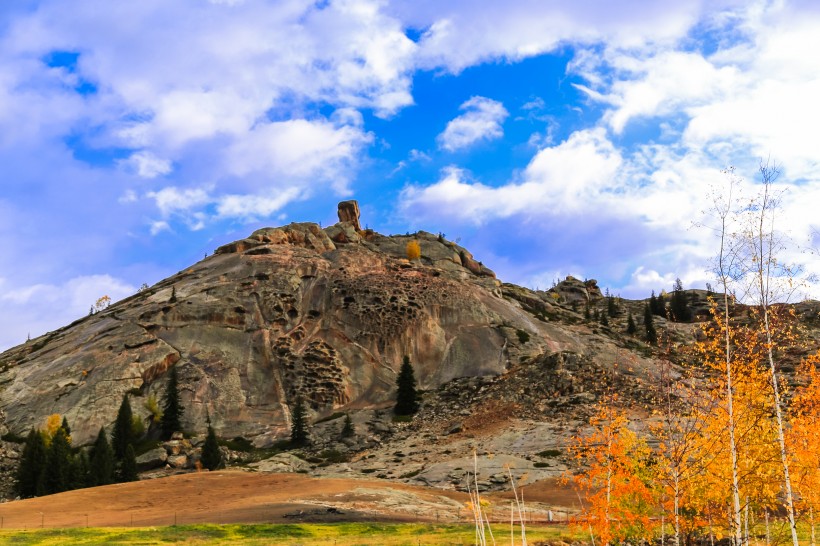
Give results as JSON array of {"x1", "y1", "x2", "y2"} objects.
[{"x1": 0, "y1": 522, "x2": 575, "y2": 545}]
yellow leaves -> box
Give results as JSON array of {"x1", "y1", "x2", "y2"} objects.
[
  {"x1": 406, "y1": 240, "x2": 421, "y2": 261},
  {"x1": 568, "y1": 404, "x2": 658, "y2": 545},
  {"x1": 44, "y1": 414, "x2": 61, "y2": 437},
  {"x1": 94, "y1": 295, "x2": 111, "y2": 312}
]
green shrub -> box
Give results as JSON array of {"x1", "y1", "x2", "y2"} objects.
[
  {"x1": 143, "y1": 394, "x2": 163, "y2": 424},
  {"x1": 534, "y1": 462, "x2": 551, "y2": 468},
  {"x1": 537, "y1": 449, "x2": 562, "y2": 458},
  {"x1": 516, "y1": 329, "x2": 530, "y2": 344}
]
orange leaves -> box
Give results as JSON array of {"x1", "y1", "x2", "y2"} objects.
[
  {"x1": 569, "y1": 404, "x2": 657, "y2": 545},
  {"x1": 406, "y1": 240, "x2": 421, "y2": 261}
]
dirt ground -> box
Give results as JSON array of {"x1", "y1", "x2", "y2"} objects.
[{"x1": 0, "y1": 471, "x2": 578, "y2": 529}]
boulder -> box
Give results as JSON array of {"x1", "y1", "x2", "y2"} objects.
[
  {"x1": 337, "y1": 200, "x2": 361, "y2": 231},
  {"x1": 136, "y1": 447, "x2": 168, "y2": 471},
  {"x1": 167, "y1": 454, "x2": 188, "y2": 468}
]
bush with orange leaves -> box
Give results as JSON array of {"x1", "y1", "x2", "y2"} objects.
[{"x1": 406, "y1": 240, "x2": 421, "y2": 261}]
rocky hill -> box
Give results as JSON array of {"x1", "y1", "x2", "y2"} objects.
[{"x1": 1, "y1": 201, "x2": 817, "y2": 502}]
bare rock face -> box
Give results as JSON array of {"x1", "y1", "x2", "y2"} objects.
[
  {"x1": 549, "y1": 276, "x2": 602, "y2": 304},
  {"x1": 337, "y1": 200, "x2": 361, "y2": 231},
  {"x1": 0, "y1": 208, "x2": 599, "y2": 448}
]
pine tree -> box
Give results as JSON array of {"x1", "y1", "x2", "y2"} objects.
[
  {"x1": 341, "y1": 414, "x2": 355, "y2": 438},
  {"x1": 670, "y1": 278, "x2": 693, "y2": 322},
  {"x1": 44, "y1": 427, "x2": 72, "y2": 494},
  {"x1": 600, "y1": 312, "x2": 609, "y2": 326},
  {"x1": 656, "y1": 292, "x2": 666, "y2": 317},
  {"x1": 626, "y1": 311, "x2": 637, "y2": 335},
  {"x1": 161, "y1": 365, "x2": 184, "y2": 440},
  {"x1": 118, "y1": 444, "x2": 139, "y2": 482},
  {"x1": 61, "y1": 416, "x2": 71, "y2": 437},
  {"x1": 584, "y1": 303, "x2": 591, "y2": 321},
  {"x1": 70, "y1": 451, "x2": 90, "y2": 490},
  {"x1": 89, "y1": 427, "x2": 115, "y2": 487},
  {"x1": 644, "y1": 303, "x2": 658, "y2": 345},
  {"x1": 201, "y1": 415, "x2": 223, "y2": 471},
  {"x1": 15, "y1": 428, "x2": 47, "y2": 498},
  {"x1": 607, "y1": 290, "x2": 618, "y2": 317},
  {"x1": 649, "y1": 291, "x2": 658, "y2": 314},
  {"x1": 394, "y1": 356, "x2": 419, "y2": 416},
  {"x1": 112, "y1": 395, "x2": 134, "y2": 461},
  {"x1": 290, "y1": 396, "x2": 310, "y2": 447}
]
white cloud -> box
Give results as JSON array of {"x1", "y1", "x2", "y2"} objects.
[
  {"x1": 392, "y1": 0, "x2": 727, "y2": 73},
  {"x1": 119, "y1": 151, "x2": 172, "y2": 178},
  {"x1": 215, "y1": 188, "x2": 302, "y2": 221},
  {"x1": 226, "y1": 118, "x2": 372, "y2": 193},
  {"x1": 0, "y1": 274, "x2": 136, "y2": 350},
  {"x1": 436, "y1": 96, "x2": 508, "y2": 152},
  {"x1": 147, "y1": 187, "x2": 213, "y2": 218},
  {"x1": 407, "y1": 128, "x2": 622, "y2": 222}
]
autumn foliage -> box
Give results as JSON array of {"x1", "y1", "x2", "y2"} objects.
[
  {"x1": 568, "y1": 302, "x2": 820, "y2": 546},
  {"x1": 406, "y1": 240, "x2": 421, "y2": 261}
]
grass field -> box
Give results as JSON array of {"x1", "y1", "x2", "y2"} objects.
[{"x1": 0, "y1": 522, "x2": 574, "y2": 545}]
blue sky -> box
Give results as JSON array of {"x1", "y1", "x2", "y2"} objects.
[{"x1": 2, "y1": 0, "x2": 820, "y2": 350}]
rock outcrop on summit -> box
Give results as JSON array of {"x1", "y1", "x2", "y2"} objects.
[{"x1": 0, "y1": 202, "x2": 658, "y2": 452}]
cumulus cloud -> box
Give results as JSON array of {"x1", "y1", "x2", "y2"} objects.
[
  {"x1": 0, "y1": 274, "x2": 135, "y2": 350},
  {"x1": 391, "y1": 0, "x2": 728, "y2": 72},
  {"x1": 407, "y1": 128, "x2": 622, "y2": 221},
  {"x1": 226, "y1": 118, "x2": 373, "y2": 193},
  {"x1": 437, "y1": 96, "x2": 508, "y2": 152},
  {"x1": 119, "y1": 151, "x2": 172, "y2": 178}
]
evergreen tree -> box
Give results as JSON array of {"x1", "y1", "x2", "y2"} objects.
[
  {"x1": 600, "y1": 312, "x2": 609, "y2": 327},
  {"x1": 606, "y1": 290, "x2": 618, "y2": 317},
  {"x1": 44, "y1": 427, "x2": 72, "y2": 494},
  {"x1": 61, "y1": 416, "x2": 71, "y2": 437},
  {"x1": 112, "y1": 395, "x2": 134, "y2": 461},
  {"x1": 341, "y1": 414, "x2": 355, "y2": 438},
  {"x1": 644, "y1": 303, "x2": 658, "y2": 345},
  {"x1": 201, "y1": 421, "x2": 223, "y2": 471},
  {"x1": 593, "y1": 307, "x2": 600, "y2": 322},
  {"x1": 118, "y1": 444, "x2": 139, "y2": 482},
  {"x1": 670, "y1": 278, "x2": 693, "y2": 322},
  {"x1": 394, "y1": 356, "x2": 419, "y2": 416},
  {"x1": 290, "y1": 396, "x2": 310, "y2": 447},
  {"x1": 89, "y1": 427, "x2": 115, "y2": 487},
  {"x1": 70, "y1": 451, "x2": 90, "y2": 490},
  {"x1": 626, "y1": 311, "x2": 637, "y2": 335},
  {"x1": 649, "y1": 291, "x2": 658, "y2": 315},
  {"x1": 15, "y1": 428, "x2": 47, "y2": 498},
  {"x1": 656, "y1": 292, "x2": 666, "y2": 317},
  {"x1": 161, "y1": 365, "x2": 184, "y2": 440},
  {"x1": 584, "y1": 303, "x2": 591, "y2": 321}
]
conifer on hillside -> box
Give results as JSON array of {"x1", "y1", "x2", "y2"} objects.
[
  {"x1": 112, "y1": 395, "x2": 134, "y2": 461},
  {"x1": 119, "y1": 444, "x2": 139, "y2": 482},
  {"x1": 161, "y1": 365, "x2": 184, "y2": 440},
  {"x1": 341, "y1": 413, "x2": 355, "y2": 438},
  {"x1": 89, "y1": 427, "x2": 115, "y2": 486},
  {"x1": 15, "y1": 428, "x2": 47, "y2": 498},
  {"x1": 394, "y1": 356, "x2": 419, "y2": 416},
  {"x1": 44, "y1": 427, "x2": 72, "y2": 494},
  {"x1": 290, "y1": 396, "x2": 310, "y2": 447},
  {"x1": 626, "y1": 311, "x2": 637, "y2": 335},
  {"x1": 201, "y1": 415, "x2": 223, "y2": 471}
]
